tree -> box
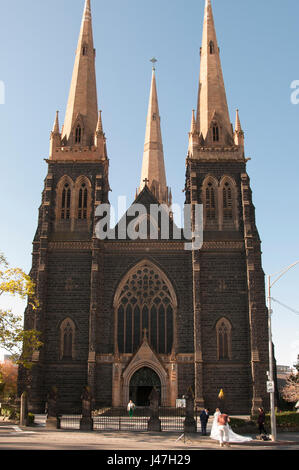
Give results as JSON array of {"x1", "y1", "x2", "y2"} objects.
[
  {"x1": 0, "y1": 252, "x2": 42, "y2": 368},
  {"x1": 0, "y1": 358, "x2": 18, "y2": 399},
  {"x1": 281, "y1": 355, "x2": 299, "y2": 404}
]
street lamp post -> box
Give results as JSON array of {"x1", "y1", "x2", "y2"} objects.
[{"x1": 267, "y1": 260, "x2": 299, "y2": 442}]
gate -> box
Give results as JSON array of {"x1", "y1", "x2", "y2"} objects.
[
  {"x1": 57, "y1": 406, "x2": 198, "y2": 432},
  {"x1": 92, "y1": 407, "x2": 151, "y2": 431},
  {"x1": 159, "y1": 407, "x2": 186, "y2": 432}
]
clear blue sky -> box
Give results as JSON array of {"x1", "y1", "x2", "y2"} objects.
[{"x1": 0, "y1": 0, "x2": 298, "y2": 367}]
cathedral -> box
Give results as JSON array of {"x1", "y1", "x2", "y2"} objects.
[{"x1": 19, "y1": 0, "x2": 270, "y2": 415}]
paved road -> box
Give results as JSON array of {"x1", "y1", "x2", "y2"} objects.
[{"x1": 0, "y1": 423, "x2": 298, "y2": 452}]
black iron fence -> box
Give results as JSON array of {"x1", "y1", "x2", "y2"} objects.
[
  {"x1": 92, "y1": 407, "x2": 151, "y2": 431},
  {"x1": 58, "y1": 413, "x2": 82, "y2": 430},
  {"x1": 56, "y1": 406, "x2": 199, "y2": 432},
  {"x1": 159, "y1": 406, "x2": 186, "y2": 432}
]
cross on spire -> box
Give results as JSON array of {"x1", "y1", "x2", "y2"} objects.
[
  {"x1": 143, "y1": 178, "x2": 149, "y2": 186},
  {"x1": 150, "y1": 57, "x2": 157, "y2": 70},
  {"x1": 143, "y1": 328, "x2": 148, "y2": 340}
]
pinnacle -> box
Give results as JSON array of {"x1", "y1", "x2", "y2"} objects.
[
  {"x1": 235, "y1": 109, "x2": 242, "y2": 132},
  {"x1": 52, "y1": 110, "x2": 60, "y2": 134},
  {"x1": 96, "y1": 110, "x2": 103, "y2": 133}
]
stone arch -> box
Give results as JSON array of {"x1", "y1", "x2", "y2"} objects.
[
  {"x1": 55, "y1": 175, "x2": 74, "y2": 222},
  {"x1": 59, "y1": 317, "x2": 76, "y2": 360},
  {"x1": 202, "y1": 175, "x2": 219, "y2": 229},
  {"x1": 71, "y1": 113, "x2": 85, "y2": 146},
  {"x1": 122, "y1": 360, "x2": 168, "y2": 406},
  {"x1": 113, "y1": 259, "x2": 178, "y2": 357},
  {"x1": 215, "y1": 317, "x2": 232, "y2": 360},
  {"x1": 114, "y1": 259, "x2": 178, "y2": 309},
  {"x1": 74, "y1": 175, "x2": 92, "y2": 221},
  {"x1": 219, "y1": 176, "x2": 239, "y2": 230}
]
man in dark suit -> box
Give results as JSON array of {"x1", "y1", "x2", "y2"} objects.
[{"x1": 199, "y1": 408, "x2": 209, "y2": 436}]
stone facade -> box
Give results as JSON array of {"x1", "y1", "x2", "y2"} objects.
[{"x1": 18, "y1": 0, "x2": 269, "y2": 415}]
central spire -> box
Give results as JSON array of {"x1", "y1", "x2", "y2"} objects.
[
  {"x1": 139, "y1": 64, "x2": 171, "y2": 206},
  {"x1": 62, "y1": 0, "x2": 98, "y2": 146},
  {"x1": 196, "y1": 0, "x2": 232, "y2": 144}
]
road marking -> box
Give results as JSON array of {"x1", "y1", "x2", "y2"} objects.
[{"x1": 0, "y1": 425, "x2": 36, "y2": 434}]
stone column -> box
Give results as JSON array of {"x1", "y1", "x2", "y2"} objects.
[
  {"x1": 88, "y1": 237, "x2": 100, "y2": 403},
  {"x1": 46, "y1": 386, "x2": 58, "y2": 429},
  {"x1": 241, "y1": 173, "x2": 269, "y2": 414},
  {"x1": 148, "y1": 388, "x2": 161, "y2": 432},
  {"x1": 20, "y1": 391, "x2": 28, "y2": 427},
  {"x1": 189, "y1": 168, "x2": 204, "y2": 409},
  {"x1": 184, "y1": 388, "x2": 196, "y2": 433},
  {"x1": 80, "y1": 386, "x2": 93, "y2": 431}
]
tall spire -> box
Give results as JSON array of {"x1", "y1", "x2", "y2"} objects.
[
  {"x1": 139, "y1": 65, "x2": 170, "y2": 206},
  {"x1": 197, "y1": 0, "x2": 232, "y2": 144},
  {"x1": 62, "y1": 0, "x2": 98, "y2": 146}
]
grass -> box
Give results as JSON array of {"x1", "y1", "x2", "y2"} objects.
[{"x1": 229, "y1": 412, "x2": 299, "y2": 431}]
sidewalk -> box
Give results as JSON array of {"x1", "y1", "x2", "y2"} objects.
[{"x1": 0, "y1": 421, "x2": 298, "y2": 451}]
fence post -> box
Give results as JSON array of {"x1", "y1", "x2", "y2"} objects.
[{"x1": 148, "y1": 388, "x2": 161, "y2": 432}]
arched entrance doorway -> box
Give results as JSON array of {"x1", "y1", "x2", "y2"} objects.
[{"x1": 129, "y1": 367, "x2": 161, "y2": 406}]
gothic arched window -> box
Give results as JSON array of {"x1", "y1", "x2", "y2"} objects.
[
  {"x1": 75, "y1": 125, "x2": 82, "y2": 144},
  {"x1": 78, "y1": 183, "x2": 88, "y2": 219},
  {"x1": 219, "y1": 176, "x2": 238, "y2": 230},
  {"x1": 209, "y1": 41, "x2": 215, "y2": 54},
  {"x1": 60, "y1": 318, "x2": 76, "y2": 360},
  {"x1": 205, "y1": 182, "x2": 216, "y2": 221},
  {"x1": 114, "y1": 262, "x2": 176, "y2": 355},
  {"x1": 202, "y1": 177, "x2": 218, "y2": 229},
  {"x1": 216, "y1": 318, "x2": 232, "y2": 360},
  {"x1": 74, "y1": 176, "x2": 91, "y2": 221},
  {"x1": 212, "y1": 123, "x2": 219, "y2": 142},
  {"x1": 223, "y1": 182, "x2": 233, "y2": 220},
  {"x1": 61, "y1": 183, "x2": 71, "y2": 220}
]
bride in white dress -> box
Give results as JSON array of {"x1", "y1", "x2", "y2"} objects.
[{"x1": 210, "y1": 408, "x2": 253, "y2": 443}]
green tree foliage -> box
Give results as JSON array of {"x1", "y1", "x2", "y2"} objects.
[{"x1": 0, "y1": 252, "x2": 42, "y2": 368}]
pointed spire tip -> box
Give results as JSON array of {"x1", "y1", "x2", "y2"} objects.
[{"x1": 150, "y1": 57, "x2": 158, "y2": 71}]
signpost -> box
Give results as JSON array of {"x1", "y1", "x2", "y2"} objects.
[{"x1": 267, "y1": 381, "x2": 275, "y2": 394}]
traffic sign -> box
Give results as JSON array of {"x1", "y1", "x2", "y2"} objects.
[{"x1": 267, "y1": 381, "x2": 275, "y2": 393}]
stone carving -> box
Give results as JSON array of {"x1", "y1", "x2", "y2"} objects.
[
  {"x1": 80, "y1": 386, "x2": 93, "y2": 430},
  {"x1": 148, "y1": 387, "x2": 161, "y2": 432}
]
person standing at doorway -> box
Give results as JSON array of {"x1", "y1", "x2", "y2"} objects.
[{"x1": 127, "y1": 399, "x2": 136, "y2": 418}]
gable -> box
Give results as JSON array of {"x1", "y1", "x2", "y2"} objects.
[{"x1": 112, "y1": 185, "x2": 183, "y2": 241}]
